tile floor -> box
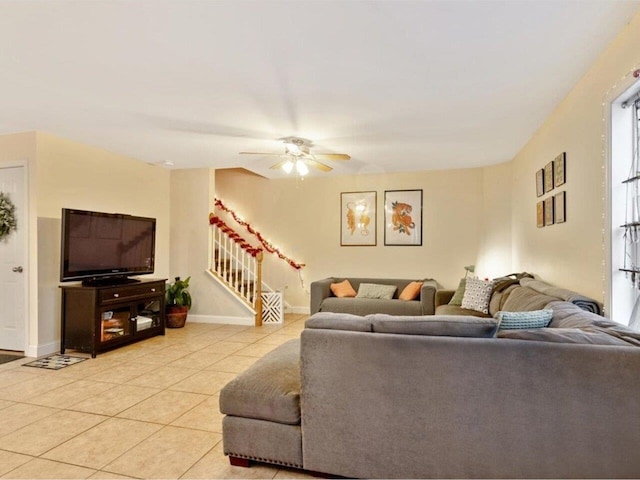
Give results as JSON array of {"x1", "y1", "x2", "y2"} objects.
[{"x1": 0, "y1": 314, "x2": 314, "y2": 479}]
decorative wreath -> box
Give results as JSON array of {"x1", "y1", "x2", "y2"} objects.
[{"x1": 0, "y1": 192, "x2": 17, "y2": 239}]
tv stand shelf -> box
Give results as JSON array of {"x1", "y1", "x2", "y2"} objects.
[{"x1": 60, "y1": 278, "x2": 167, "y2": 358}]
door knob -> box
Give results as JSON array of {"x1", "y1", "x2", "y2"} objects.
[{"x1": 12, "y1": 266, "x2": 23, "y2": 273}]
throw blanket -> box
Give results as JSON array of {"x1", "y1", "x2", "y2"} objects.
[
  {"x1": 520, "y1": 277, "x2": 603, "y2": 316},
  {"x1": 493, "y1": 272, "x2": 534, "y2": 293}
]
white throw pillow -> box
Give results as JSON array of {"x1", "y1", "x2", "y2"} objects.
[{"x1": 461, "y1": 277, "x2": 496, "y2": 314}]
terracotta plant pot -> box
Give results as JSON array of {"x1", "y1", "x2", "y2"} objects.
[{"x1": 165, "y1": 305, "x2": 189, "y2": 328}]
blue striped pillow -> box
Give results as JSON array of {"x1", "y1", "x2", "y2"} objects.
[{"x1": 495, "y1": 309, "x2": 553, "y2": 330}]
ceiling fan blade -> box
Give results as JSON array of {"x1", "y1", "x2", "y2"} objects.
[
  {"x1": 313, "y1": 153, "x2": 351, "y2": 160},
  {"x1": 239, "y1": 152, "x2": 283, "y2": 156},
  {"x1": 307, "y1": 159, "x2": 333, "y2": 172},
  {"x1": 269, "y1": 160, "x2": 290, "y2": 170}
]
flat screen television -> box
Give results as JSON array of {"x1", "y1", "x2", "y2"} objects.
[{"x1": 60, "y1": 208, "x2": 156, "y2": 285}]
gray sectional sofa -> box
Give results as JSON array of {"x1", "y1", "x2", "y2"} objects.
[
  {"x1": 219, "y1": 294, "x2": 640, "y2": 478},
  {"x1": 436, "y1": 275, "x2": 603, "y2": 316},
  {"x1": 310, "y1": 277, "x2": 438, "y2": 316}
]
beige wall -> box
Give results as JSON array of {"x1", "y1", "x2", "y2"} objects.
[
  {"x1": 215, "y1": 167, "x2": 485, "y2": 307},
  {"x1": 509, "y1": 11, "x2": 640, "y2": 305},
  {"x1": 35, "y1": 132, "x2": 171, "y2": 352},
  {"x1": 476, "y1": 161, "x2": 513, "y2": 280}
]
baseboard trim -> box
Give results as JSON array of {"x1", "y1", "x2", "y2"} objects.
[
  {"x1": 286, "y1": 306, "x2": 310, "y2": 314},
  {"x1": 25, "y1": 341, "x2": 59, "y2": 358},
  {"x1": 188, "y1": 314, "x2": 255, "y2": 326}
]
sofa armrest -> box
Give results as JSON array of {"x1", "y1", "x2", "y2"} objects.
[
  {"x1": 310, "y1": 278, "x2": 335, "y2": 314},
  {"x1": 420, "y1": 284, "x2": 436, "y2": 315},
  {"x1": 435, "y1": 289, "x2": 454, "y2": 307}
]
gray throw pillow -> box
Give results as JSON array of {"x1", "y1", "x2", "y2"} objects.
[{"x1": 356, "y1": 283, "x2": 397, "y2": 300}]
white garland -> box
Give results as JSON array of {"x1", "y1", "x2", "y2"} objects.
[{"x1": 0, "y1": 192, "x2": 17, "y2": 239}]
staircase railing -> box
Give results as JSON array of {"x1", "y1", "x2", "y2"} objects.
[{"x1": 209, "y1": 215, "x2": 265, "y2": 325}]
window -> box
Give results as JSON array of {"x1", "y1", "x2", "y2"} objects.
[{"x1": 610, "y1": 77, "x2": 640, "y2": 327}]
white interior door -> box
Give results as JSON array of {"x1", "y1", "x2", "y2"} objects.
[{"x1": 0, "y1": 166, "x2": 26, "y2": 351}]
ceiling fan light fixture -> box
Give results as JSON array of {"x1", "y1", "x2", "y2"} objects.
[
  {"x1": 285, "y1": 142, "x2": 302, "y2": 156},
  {"x1": 282, "y1": 160, "x2": 294, "y2": 174},
  {"x1": 296, "y1": 160, "x2": 309, "y2": 176},
  {"x1": 240, "y1": 136, "x2": 348, "y2": 175}
]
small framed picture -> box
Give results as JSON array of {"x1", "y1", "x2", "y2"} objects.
[
  {"x1": 554, "y1": 152, "x2": 566, "y2": 188},
  {"x1": 544, "y1": 196, "x2": 554, "y2": 226},
  {"x1": 536, "y1": 169, "x2": 544, "y2": 197},
  {"x1": 384, "y1": 189, "x2": 422, "y2": 246},
  {"x1": 555, "y1": 191, "x2": 566, "y2": 223},
  {"x1": 341, "y1": 191, "x2": 377, "y2": 246},
  {"x1": 536, "y1": 201, "x2": 545, "y2": 228},
  {"x1": 544, "y1": 161, "x2": 554, "y2": 193}
]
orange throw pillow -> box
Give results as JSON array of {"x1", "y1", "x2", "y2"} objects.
[
  {"x1": 399, "y1": 281, "x2": 423, "y2": 301},
  {"x1": 330, "y1": 280, "x2": 357, "y2": 298}
]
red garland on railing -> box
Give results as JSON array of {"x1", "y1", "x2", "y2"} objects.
[
  {"x1": 209, "y1": 215, "x2": 263, "y2": 257},
  {"x1": 212, "y1": 198, "x2": 305, "y2": 270}
]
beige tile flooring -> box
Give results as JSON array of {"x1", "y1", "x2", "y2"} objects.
[{"x1": 0, "y1": 314, "x2": 314, "y2": 479}]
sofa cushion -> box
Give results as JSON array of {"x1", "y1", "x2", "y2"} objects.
[
  {"x1": 356, "y1": 283, "x2": 397, "y2": 300},
  {"x1": 448, "y1": 278, "x2": 466, "y2": 306},
  {"x1": 498, "y1": 328, "x2": 635, "y2": 346},
  {"x1": 320, "y1": 297, "x2": 423, "y2": 316},
  {"x1": 305, "y1": 312, "x2": 373, "y2": 332},
  {"x1": 547, "y1": 301, "x2": 599, "y2": 328},
  {"x1": 496, "y1": 309, "x2": 553, "y2": 330},
  {"x1": 330, "y1": 279, "x2": 357, "y2": 298},
  {"x1": 219, "y1": 339, "x2": 301, "y2": 425},
  {"x1": 461, "y1": 277, "x2": 495, "y2": 314},
  {"x1": 370, "y1": 314, "x2": 498, "y2": 338},
  {"x1": 489, "y1": 284, "x2": 519, "y2": 316},
  {"x1": 399, "y1": 281, "x2": 423, "y2": 301},
  {"x1": 501, "y1": 286, "x2": 558, "y2": 312},
  {"x1": 435, "y1": 303, "x2": 492, "y2": 318}
]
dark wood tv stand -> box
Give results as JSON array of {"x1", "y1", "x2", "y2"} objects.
[{"x1": 60, "y1": 278, "x2": 167, "y2": 358}]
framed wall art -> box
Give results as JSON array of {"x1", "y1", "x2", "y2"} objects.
[
  {"x1": 536, "y1": 201, "x2": 544, "y2": 228},
  {"x1": 340, "y1": 191, "x2": 377, "y2": 246},
  {"x1": 536, "y1": 169, "x2": 544, "y2": 197},
  {"x1": 544, "y1": 161, "x2": 554, "y2": 193},
  {"x1": 555, "y1": 191, "x2": 566, "y2": 223},
  {"x1": 384, "y1": 189, "x2": 422, "y2": 246},
  {"x1": 554, "y1": 152, "x2": 566, "y2": 187},
  {"x1": 544, "y1": 196, "x2": 554, "y2": 226}
]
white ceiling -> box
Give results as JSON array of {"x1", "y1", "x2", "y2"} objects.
[{"x1": 0, "y1": 0, "x2": 638, "y2": 178}]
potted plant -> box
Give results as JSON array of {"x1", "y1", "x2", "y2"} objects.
[{"x1": 165, "y1": 276, "x2": 192, "y2": 328}]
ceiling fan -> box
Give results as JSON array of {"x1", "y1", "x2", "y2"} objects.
[{"x1": 239, "y1": 137, "x2": 350, "y2": 175}]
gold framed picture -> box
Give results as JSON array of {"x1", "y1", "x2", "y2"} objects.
[
  {"x1": 554, "y1": 152, "x2": 566, "y2": 188},
  {"x1": 555, "y1": 191, "x2": 566, "y2": 223},
  {"x1": 544, "y1": 161, "x2": 554, "y2": 194},
  {"x1": 536, "y1": 201, "x2": 544, "y2": 228},
  {"x1": 544, "y1": 196, "x2": 554, "y2": 226},
  {"x1": 536, "y1": 169, "x2": 544, "y2": 197}
]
